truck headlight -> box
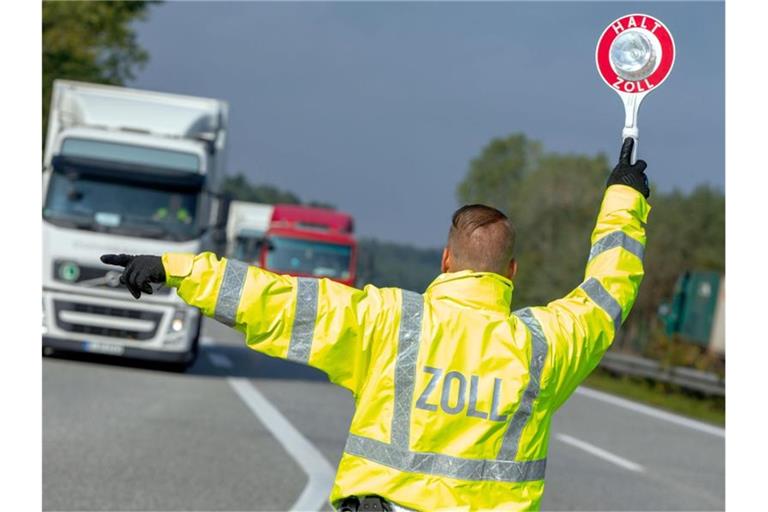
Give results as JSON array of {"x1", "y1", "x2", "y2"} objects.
[
  {"x1": 42, "y1": 298, "x2": 48, "y2": 335},
  {"x1": 170, "y1": 309, "x2": 186, "y2": 333}
]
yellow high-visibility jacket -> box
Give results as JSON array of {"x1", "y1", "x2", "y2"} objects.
[{"x1": 162, "y1": 185, "x2": 650, "y2": 511}]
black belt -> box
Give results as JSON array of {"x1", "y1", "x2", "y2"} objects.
[{"x1": 338, "y1": 496, "x2": 393, "y2": 512}]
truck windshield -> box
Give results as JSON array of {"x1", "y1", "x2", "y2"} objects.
[
  {"x1": 266, "y1": 237, "x2": 352, "y2": 280},
  {"x1": 43, "y1": 170, "x2": 200, "y2": 241}
]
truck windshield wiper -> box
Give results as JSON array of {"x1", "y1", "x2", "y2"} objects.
[{"x1": 119, "y1": 217, "x2": 192, "y2": 242}]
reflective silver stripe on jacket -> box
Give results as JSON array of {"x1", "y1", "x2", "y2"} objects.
[
  {"x1": 213, "y1": 259, "x2": 249, "y2": 327},
  {"x1": 345, "y1": 434, "x2": 547, "y2": 483},
  {"x1": 390, "y1": 290, "x2": 424, "y2": 450},
  {"x1": 580, "y1": 277, "x2": 622, "y2": 333},
  {"x1": 497, "y1": 308, "x2": 548, "y2": 461},
  {"x1": 344, "y1": 289, "x2": 547, "y2": 483},
  {"x1": 286, "y1": 277, "x2": 319, "y2": 364},
  {"x1": 589, "y1": 231, "x2": 644, "y2": 262}
]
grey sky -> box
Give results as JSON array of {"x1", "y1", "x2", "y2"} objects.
[{"x1": 132, "y1": 1, "x2": 724, "y2": 247}]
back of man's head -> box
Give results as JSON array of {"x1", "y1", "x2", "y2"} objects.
[{"x1": 444, "y1": 204, "x2": 516, "y2": 278}]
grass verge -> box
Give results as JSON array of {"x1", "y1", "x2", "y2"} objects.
[{"x1": 583, "y1": 368, "x2": 725, "y2": 426}]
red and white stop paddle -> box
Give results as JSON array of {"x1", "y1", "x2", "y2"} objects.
[{"x1": 596, "y1": 13, "x2": 675, "y2": 162}]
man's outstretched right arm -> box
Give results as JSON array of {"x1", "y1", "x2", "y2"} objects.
[{"x1": 530, "y1": 138, "x2": 651, "y2": 409}]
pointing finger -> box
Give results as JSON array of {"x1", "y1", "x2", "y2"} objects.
[{"x1": 101, "y1": 254, "x2": 133, "y2": 268}]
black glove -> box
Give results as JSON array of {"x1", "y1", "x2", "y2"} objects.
[
  {"x1": 607, "y1": 138, "x2": 650, "y2": 198},
  {"x1": 100, "y1": 254, "x2": 165, "y2": 299}
]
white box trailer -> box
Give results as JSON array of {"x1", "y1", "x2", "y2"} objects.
[
  {"x1": 225, "y1": 201, "x2": 274, "y2": 264},
  {"x1": 42, "y1": 80, "x2": 229, "y2": 370}
]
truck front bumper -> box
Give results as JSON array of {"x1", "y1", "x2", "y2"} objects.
[{"x1": 43, "y1": 335, "x2": 194, "y2": 364}]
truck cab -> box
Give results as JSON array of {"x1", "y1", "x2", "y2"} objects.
[
  {"x1": 42, "y1": 80, "x2": 228, "y2": 370},
  {"x1": 226, "y1": 202, "x2": 357, "y2": 287},
  {"x1": 266, "y1": 205, "x2": 357, "y2": 286}
]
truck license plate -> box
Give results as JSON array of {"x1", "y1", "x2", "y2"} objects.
[{"x1": 83, "y1": 341, "x2": 125, "y2": 356}]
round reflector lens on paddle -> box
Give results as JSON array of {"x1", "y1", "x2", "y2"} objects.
[{"x1": 610, "y1": 31, "x2": 656, "y2": 81}]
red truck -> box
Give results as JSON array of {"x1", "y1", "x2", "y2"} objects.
[{"x1": 226, "y1": 201, "x2": 357, "y2": 286}]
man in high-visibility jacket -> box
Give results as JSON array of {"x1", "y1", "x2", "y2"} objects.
[
  {"x1": 152, "y1": 193, "x2": 192, "y2": 224},
  {"x1": 101, "y1": 138, "x2": 650, "y2": 511}
]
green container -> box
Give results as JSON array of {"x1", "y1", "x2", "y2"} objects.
[{"x1": 662, "y1": 271, "x2": 722, "y2": 346}]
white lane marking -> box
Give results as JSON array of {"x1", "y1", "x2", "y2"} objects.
[
  {"x1": 556, "y1": 433, "x2": 645, "y2": 472},
  {"x1": 228, "y1": 377, "x2": 335, "y2": 512},
  {"x1": 207, "y1": 352, "x2": 233, "y2": 369},
  {"x1": 200, "y1": 335, "x2": 215, "y2": 346},
  {"x1": 576, "y1": 386, "x2": 725, "y2": 438}
]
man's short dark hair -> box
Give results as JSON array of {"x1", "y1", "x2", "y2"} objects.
[{"x1": 447, "y1": 204, "x2": 516, "y2": 276}]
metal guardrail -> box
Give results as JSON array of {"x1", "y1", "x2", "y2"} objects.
[{"x1": 599, "y1": 352, "x2": 725, "y2": 397}]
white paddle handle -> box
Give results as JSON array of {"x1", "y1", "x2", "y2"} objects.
[
  {"x1": 622, "y1": 126, "x2": 639, "y2": 164},
  {"x1": 621, "y1": 92, "x2": 645, "y2": 164}
]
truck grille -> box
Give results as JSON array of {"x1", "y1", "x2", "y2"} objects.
[
  {"x1": 53, "y1": 300, "x2": 163, "y2": 341},
  {"x1": 52, "y1": 260, "x2": 171, "y2": 295}
]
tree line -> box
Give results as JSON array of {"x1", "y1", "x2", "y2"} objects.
[{"x1": 43, "y1": 1, "x2": 153, "y2": 137}]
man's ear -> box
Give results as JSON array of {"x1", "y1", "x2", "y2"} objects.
[
  {"x1": 507, "y1": 258, "x2": 518, "y2": 280},
  {"x1": 441, "y1": 247, "x2": 450, "y2": 273}
]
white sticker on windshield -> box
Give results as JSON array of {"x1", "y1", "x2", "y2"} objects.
[{"x1": 95, "y1": 212, "x2": 121, "y2": 227}]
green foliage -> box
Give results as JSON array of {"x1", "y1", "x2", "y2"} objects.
[
  {"x1": 457, "y1": 133, "x2": 725, "y2": 352},
  {"x1": 458, "y1": 134, "x2": 542, "y2": 212},
  {"x1": 221, "y1": 173, "x2": 337, "y2": 209},
  {"x1": 306, "y1": 200, "x2": 337, "y2": 210},
  {"x1": 222, "y1": 173, "x2": 302, "y2": 204},
  {"x1": 458, "y1": 134, "x2": 611, "y2": 306},
  {"x1": 507, "y1": 152, "x2": 609, "y2": 306},
  {"x1": 43, "y1": 1, "x2": 155, "y2": 133},
  {"x1": 357, "y1": 238, "x2": 442, "y2": 291}
]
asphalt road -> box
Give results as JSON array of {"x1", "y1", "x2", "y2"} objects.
[{"x1": 43, "y1": 318, "x2": 725, "y2": 511}]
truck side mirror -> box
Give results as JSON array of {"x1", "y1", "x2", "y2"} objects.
[{"x1": 261, "y1": 237, "x2": 275, "y2": 252}]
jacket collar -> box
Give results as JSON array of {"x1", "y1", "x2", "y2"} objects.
[{"x1": 425, "y1": 270, "x2": 514, "y2": 314}]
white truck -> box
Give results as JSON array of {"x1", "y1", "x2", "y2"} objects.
[
  {"x1": 225, "y1": 201, "x2": 274, "y2": 264},
  {"x1": 42, "y1": 80, "x2": 228, "y2": 370}
]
